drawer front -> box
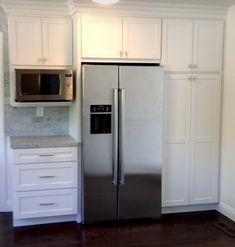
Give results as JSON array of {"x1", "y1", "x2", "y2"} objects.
[
  {"x1": 13, "y1": 147, "x2": 78, "y2": 164},
  {"x1": 14, "y1": 189, "x2": 78, "y2": 219},
  {"x1": 14, "y1": 162, "x2": 78, "y2": 191}
]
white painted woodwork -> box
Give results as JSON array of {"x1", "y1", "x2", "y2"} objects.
[
  {"x1": 163, "y1": 74, "x2": 221, "y2": 206},
  {"x1": 163, "y1": 74, "x2": 191, "y2": 206},
  {"x1": 162, "y1": 19, "x2": 193, "y2": 71},
  {"x1": 192, "y1": 20, "x2": 223, "y2": 72},
  {"x1": 123, "y1": 17, "x2": 161, "y2": 59},
  {"x1": 190, "y1": 74, "x2": 221, "y2": 204},
  {"x1": 42, "y1": 18, "x2": 72, "y2": 66},
  {"x1": 81, "y1": 15, "x2": 122, "y2": 59},
  {"x1": 9, "y1": 16, "x2": 72, "y2": 66},
  {"x1": 81, "y1": 15, "x2": 162, "y2": 60},
  {"x1": 13, "y1": 147, "x2": 77, "y2": 164},
  {"x1": 162, "y1": 19, "x2": 223, "y2": 72},
  {"x1": 14, "y1": 189, "x2": 78, "y2": 219},
  {"x1": 12, "y1": 147, "x2": 79, "y2": 222},
  {"x1": 14, "y1": 162, "x2": 78, "y2": 191},
  {"x1": 9, "y1": 16, "x2": 42, "y2": 65}
]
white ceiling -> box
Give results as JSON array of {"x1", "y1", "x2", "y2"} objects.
[{"x1": 120, "y1": 0, "x2": 235, "y2": 7}]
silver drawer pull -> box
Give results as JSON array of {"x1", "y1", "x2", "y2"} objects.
[
  {"x1": 39, "y1": 154, "x2": 55, "y2": 157},
  {"x1": 39, "y1": 203, "x2": 55, "y2": 206},
  {"x1": 39, "y1": 175, "x2": 55, "y2": 179}
]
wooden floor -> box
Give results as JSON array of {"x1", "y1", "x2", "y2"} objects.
[{"x1": 0, "y1": 211, "x2": 235, "y2": 247}]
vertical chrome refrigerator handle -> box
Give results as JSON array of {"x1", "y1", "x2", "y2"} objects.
[
  {"x1": 119, "y1": 89, "x2": 125, "y2": 185},
  {"x1": 112, "y1": 89, "x2": 118, "y2": 186}
]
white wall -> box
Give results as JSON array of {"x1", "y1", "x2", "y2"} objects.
[
  {"x1": 0, "y1": 32, "x2": 6, "y2": 211},
  {"x1": 219, "y1": 6, "x2": 235, "y2": 221}
]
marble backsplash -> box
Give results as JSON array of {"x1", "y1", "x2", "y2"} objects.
[{"x1": 0, "y1": 7, "x2": 70, "y2": 136}]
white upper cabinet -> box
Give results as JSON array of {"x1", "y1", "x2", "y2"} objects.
[
  {"x1": 162, "y1": 19, "x2": 223, "y2": 72},
  {"x1": 9, "y1": 16, "x2": 42, "y2": 65},
  {"x1": 162, "y1": 19, "x2": 193, "y2": 71},
  {"x1": 123, "y1": 17, "x2": 161, "y2": 60},
  {"x1": 9, "y1": 16, "x2": 72, "y2": 66},
  {"x1": 193, "y1": 20, "x2": 223, "y2": 72},
  {"x1": 42, "y1": 18, "x2": 72, "y2": 66},
  {"x1": 82, "y1": 15, "x2": 122, "y2": 59},
  {"x1": 81, "y1": 15, "x2": 162, "y2": 61}
]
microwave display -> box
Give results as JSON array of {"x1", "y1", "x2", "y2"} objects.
[{"x1": 15, "y1": 69, "x2": 73, "y2": 102}]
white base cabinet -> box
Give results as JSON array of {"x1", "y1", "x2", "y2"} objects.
[
  {"x1": 162, "y1": 73, "x2": 221, "y2": 207},
  {"x1": 12, "y1": 147, "x2": 78, "y2": 223}
]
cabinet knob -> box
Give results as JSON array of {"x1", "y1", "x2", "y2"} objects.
[
  {"x1": 188, "y1": 76, "x2": 192, "y2": 81},
  {"x1": 193, "y1": 64, "x2": 197, "y2": 69},
  {"x1": 125, "y1": 51, "x2": 128, "y2": 57},
  {"x1": 188, "y1": 64, "x2": 193, "y2": 69},
  {"x1": 38, "y1": 58, "x2": 42, "y2": 63},
  {"x1": 120, "y1": 51, "x2": 123, "y2": 57},
  {"x1": 192, "y1": 76, "x2": 197, "y2": 81}
]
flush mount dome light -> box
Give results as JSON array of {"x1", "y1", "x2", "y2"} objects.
[{"x1": 92, "y1": 0, "x2": 119, "y2": 4}]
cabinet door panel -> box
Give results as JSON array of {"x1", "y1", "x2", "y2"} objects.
[
  {"x1": 162, "y1": 19, "x2": 193, "y2": 71},
  {"x1": 82, "y1": 15, "x2": 122, "y2": 59},
  {"x1": 123, "y1": 17, "x2": 161, "y2": 60},
  {"x1": 9, "y1": 16, "x2": 42, "y2": 65},
  {"x1": 163, "y1": 143, "x2": 189, "y2": 206},
  {"x1": 190, "y1": 74, "x2": 221, "y2": 204},
  {"x1": 42, "y1": 18, "x2": 72, "y2": 66},
  {"x1": 163, "y1": 74, "x2": 191, "y2": 206},
  {"x1": 193, "y1": 20, "x2": 223, "y2": 72}
]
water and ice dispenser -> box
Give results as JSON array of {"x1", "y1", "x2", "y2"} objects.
[{"x1": 90, "y1": 105, "x2": 112, "y2": 134}]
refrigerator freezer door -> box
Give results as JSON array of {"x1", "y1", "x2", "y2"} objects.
[
  {"x1": 82, "y1": 65, "x2": 119, "y2": 223},
  {"x1": 118, "y1": 66, "x2": 164, "y2": 220}
]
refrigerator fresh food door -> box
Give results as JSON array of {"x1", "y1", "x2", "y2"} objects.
[
  {"x1": 118, "y1": 66, "x2": 164, "y2": 220},
  {"x1": 82, "y1": 65, "x2": 119, "y2": 223}
]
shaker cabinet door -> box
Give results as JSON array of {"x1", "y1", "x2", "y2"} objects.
[
  {"x1": 123, "y1": 17, "x2": 161, "y2": 60},
  {"x1": 162, "y1": 19, "x2": 193, "y2": 71},
  {"x1": 190, "y1": 74, "x2": 221, "y2": 204},
  {"x1": 162, "y1": 74, "x2": 191, "y2": 206},
  {"x1": 42, "y1": 18, "x2": 72, "y2": 66},
  {"x1": 9, "y1": 16, "x2": 42, "y2": 65},
  {"x1": 82, "y1": 15, "x2": 122, "y2": 59},
  {"x1": 192, "y1": 20, "x2": 223, "y2": 72}
]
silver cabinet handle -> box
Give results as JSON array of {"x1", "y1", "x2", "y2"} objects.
[
  {"x1": 112, "y1": 89, "x2": 118, "y2": 186},
  {"x1": 39, "y1": 175, "x2": 55, "y2": 179},
  {"x1": 39, "y1": 154, "x2": 55, "y2": 157},
  {"x1": 119, "y1": 89, "x2": 125, "y2": 185},
  {"x1": 39, "y1": 203, "x2": 55, "y2": 206}
]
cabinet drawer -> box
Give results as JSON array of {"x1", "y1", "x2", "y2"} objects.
[
  {"x1": 13, "y1": 147, "x2": 77, "y2": 164},
  {"x1": 14, "y1": 162, "x2": 78, "y2": 191},
  {"x1": 13, "y1": 189, "x2": 77, "y2": 219}
]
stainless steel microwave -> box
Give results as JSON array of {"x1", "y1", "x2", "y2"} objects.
[{"x1": 15, "y1": 69, "x2": 73, "y2": 102}]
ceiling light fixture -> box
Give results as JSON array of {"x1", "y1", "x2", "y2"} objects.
[{"x1": 92, "y1": 0, "x2": 119, "y2": 4}]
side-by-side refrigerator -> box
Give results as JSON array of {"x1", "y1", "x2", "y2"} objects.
[{"x1": 82, "y1": 64, "x2": 163, "y2": 224}]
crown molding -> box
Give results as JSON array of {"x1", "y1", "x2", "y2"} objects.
[
  {"x1": 68, "y1": 0, "x2": 228, "y2": 19},
  {"x1": 0, "y1": 0, "x2": 228, "y2": 19},
  {"x1": 1, "y1": 0, "x2": 71, "y2": 17}
]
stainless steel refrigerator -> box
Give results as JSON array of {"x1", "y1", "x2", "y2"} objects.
[{"x1": 82, "y1": 64, "x2": 163, "y2": 224}]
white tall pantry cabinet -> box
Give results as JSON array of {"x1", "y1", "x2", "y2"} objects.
[{"x1": 162, "y1": 18, "x2": 223, "y2": 207}]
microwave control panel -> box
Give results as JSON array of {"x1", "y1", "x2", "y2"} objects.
[{"x1": 65, "y1": 70, "x2": 73, "y2": 100}]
